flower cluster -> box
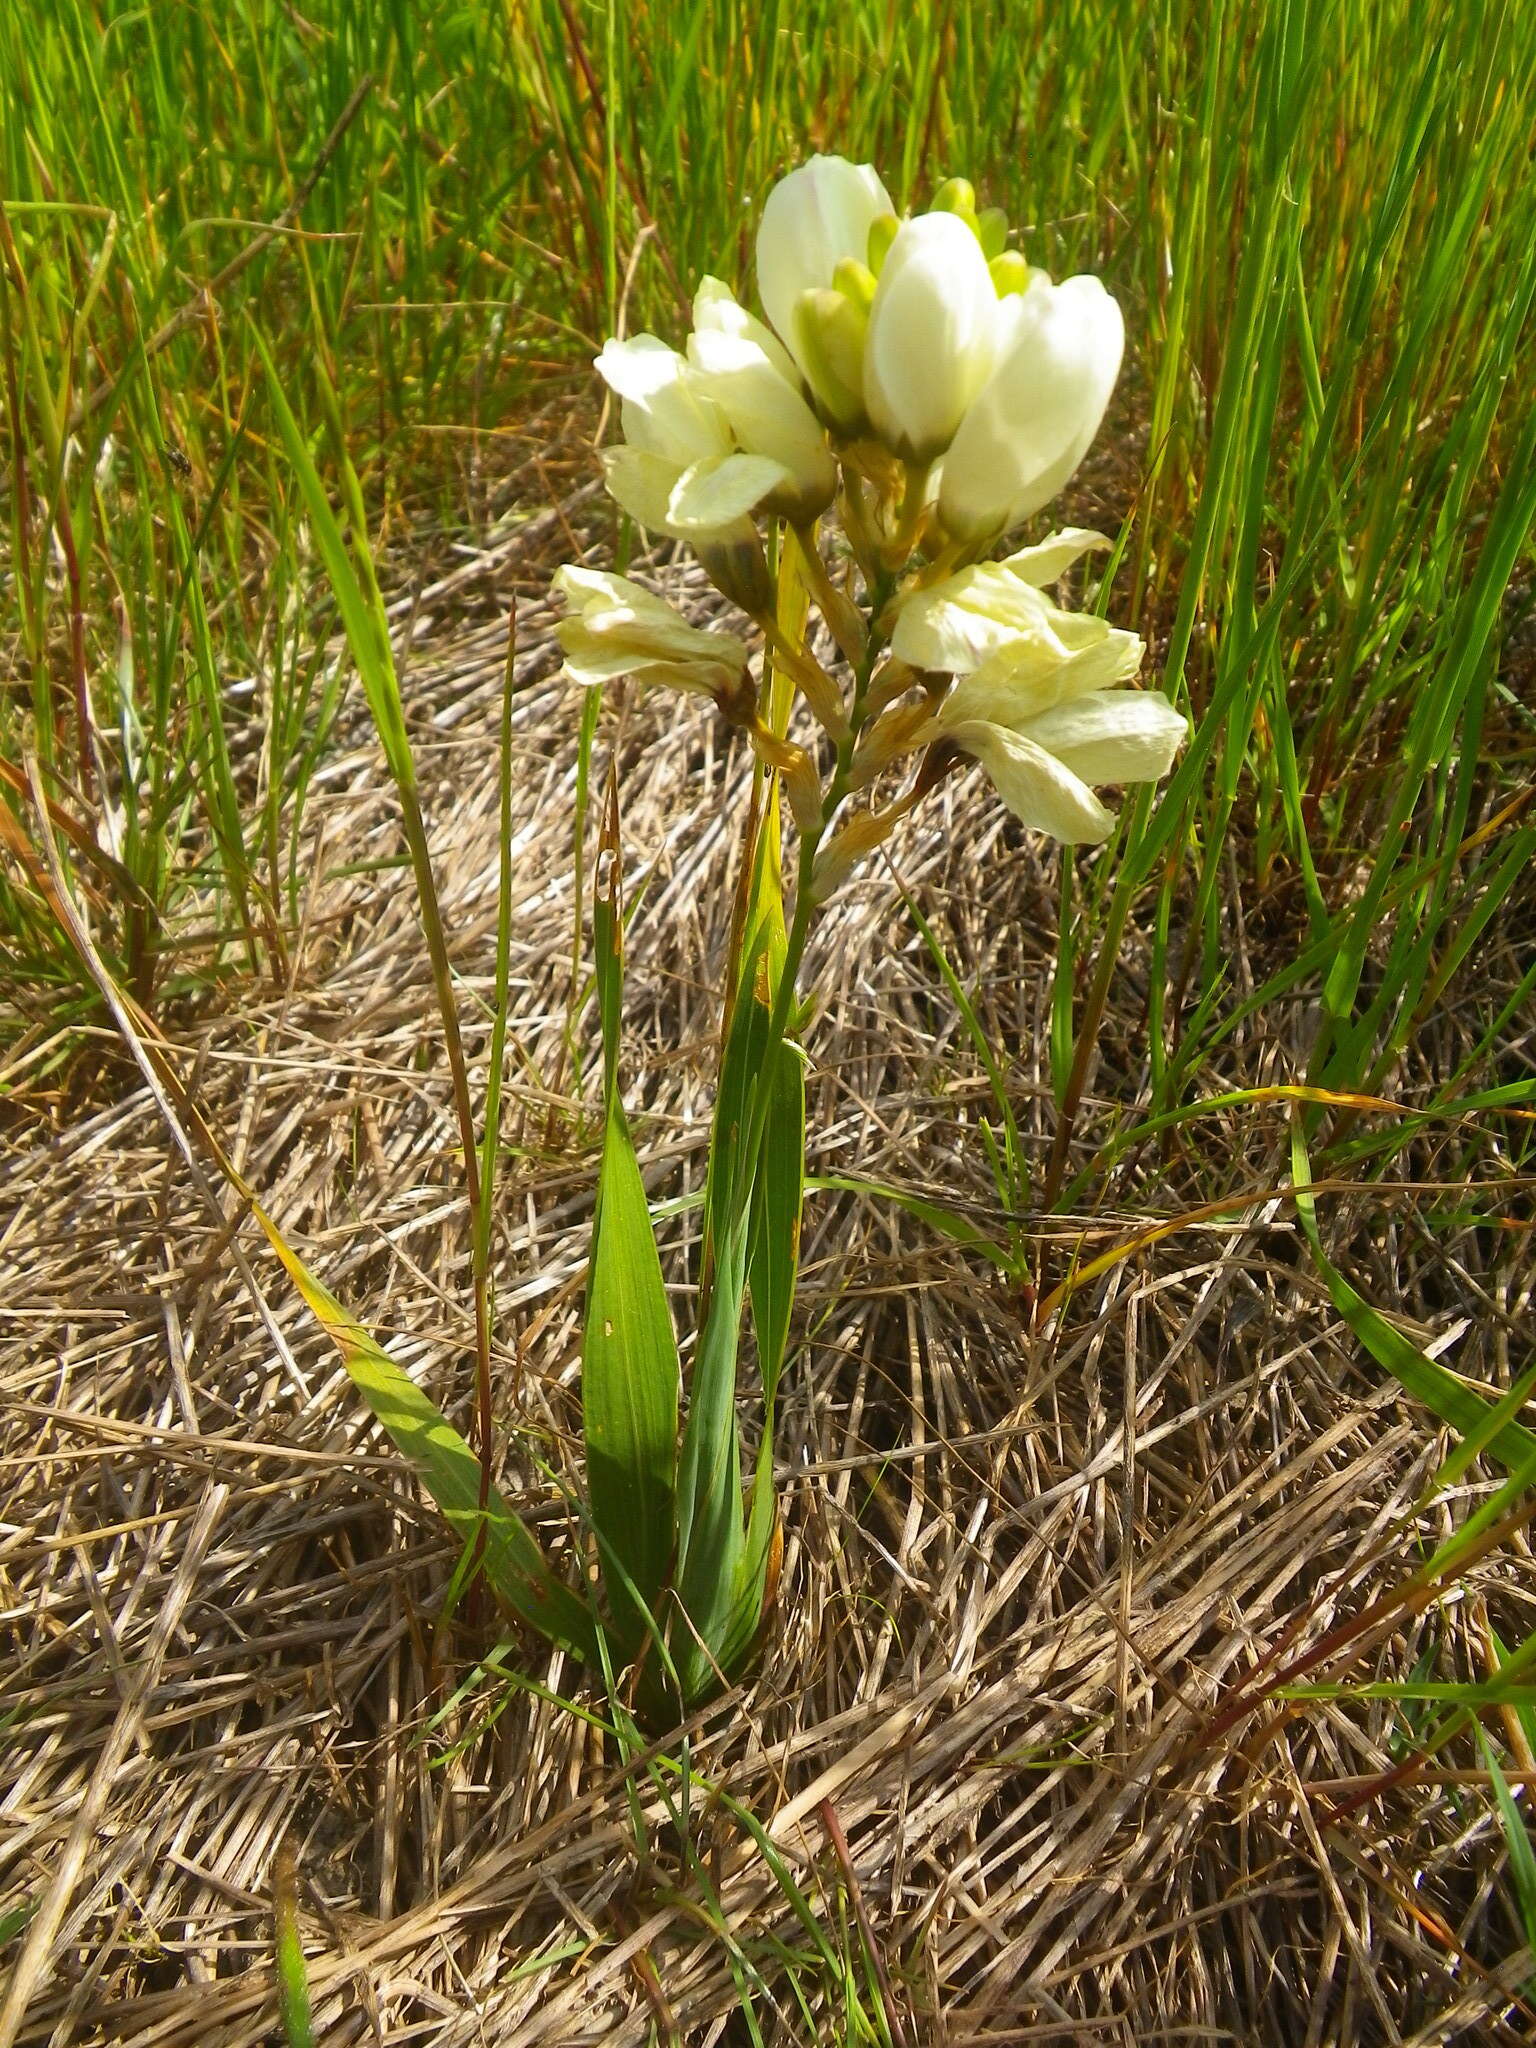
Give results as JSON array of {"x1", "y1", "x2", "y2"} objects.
[
  {"x1": 553, "y1": 154, "x2": 1185, "y2": 870},
  {"x1": 757, "y1": 158, "x2": 1123, "y2": 546}
]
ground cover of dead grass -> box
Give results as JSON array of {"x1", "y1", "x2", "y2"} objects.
[{"x1": 3, "y1": 512, "x2": 1533, "y2": 2046}]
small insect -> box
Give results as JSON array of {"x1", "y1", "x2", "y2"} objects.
[{"x1": 162, "y1": 441, "x2": 192, "y2": 480}]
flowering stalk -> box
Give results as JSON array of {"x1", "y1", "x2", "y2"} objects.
[{"x1": 536, "y1": 156, "x2": 1191, "y2": 1720}]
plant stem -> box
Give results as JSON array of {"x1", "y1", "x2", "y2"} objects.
[{"x1": 730, "y1": 569, "x2": 897, "y2": 1223}]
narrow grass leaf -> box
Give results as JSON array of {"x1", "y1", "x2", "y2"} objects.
[
  {"x1": 273, "y1": 1846, "x2": 315, "y2": 2048},
  {"x1": 1477, "y1": 1729, "x2": 1536, "y2": 1973},
  {"x1": 809, "y1": 1173, "x2": 1013, "y2": 1270},
  {"x1": 1291, "y1": 1122, "x2": 1536, "y2": 1472},
  {"x1": 246, "y1": 1187, "x2": 597, "y2": 1658}
]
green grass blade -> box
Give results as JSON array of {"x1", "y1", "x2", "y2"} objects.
[
  {"x1": 672, "y1": 1217, "x2": 749, "y2": 1707},
  {"x1": 246, "y1": 1183, "x2": 596, "y2": 1658},
  {"x1": 1291, "y1": 1122, "x2": 1536, "y2": 1474},
  {"x1": 809, "y1": 1173, "x2": 1013, "y2": 1270},
  {"x1": 1477, "y1": 1729, "x2": 1536, "y2": 1974},
  {"x1": 273, "y1": 1846, "x2": 315, "y2": 2048}
]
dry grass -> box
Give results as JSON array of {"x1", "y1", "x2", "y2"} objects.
[{"x1": 2, "y1": 531, "x2": 1532, "y2": 2046}]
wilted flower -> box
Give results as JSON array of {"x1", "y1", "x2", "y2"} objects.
[
  {"x1": 892, "y1": 530, "x2": 1185, "y2": 842},
  {"x1": 554, "y1": 566, "x2": 753, "y2": 715}
]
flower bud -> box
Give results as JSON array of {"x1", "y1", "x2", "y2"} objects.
[
  {"x1": 863, "y1": 213, "x2": 998, "y2": 462},
  {"x1": 976, "y1": 208, "x2": 1010, "y2": 260},
  {"x1": 792, "y1": 287, "x2": 870, "y2": 430},
  {"x1": 756, "y1": 154, "x2": 893, "y2": 375},
  {"x1": 988, "y1": 251, "x2": 1032, "y2": 297},
  {"x1": 832, "y1": 256, "x2": 878, "y2": 310},
  {"x1": 931, "y1": 176, "x2": 977, "y2": 216},
  {"x1": 867, "y1": 212, "x2": 900, "y2": 273}
]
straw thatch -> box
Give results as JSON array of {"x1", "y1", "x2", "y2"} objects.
[{"x1": 2, "y1": 511, "x2": 1532, "y2": 2046}]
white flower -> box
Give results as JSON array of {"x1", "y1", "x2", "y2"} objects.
[
  {"x1": 595, "y1": 334, "x2": 790, "y2": 547},
  {"x1": 685, "y1": 281, "x2": 837, "y2": 521},
  {"x1": 753, "y1": 158, "x2": 1122, "y2": 532},
  {"x1": 863, "y1": 212, "x2": 998, "y2": 462},
  {"x1": 892, "y1": 531, "x2": 1185, "y2": 842},
  {"x1": 755, "y1": 155, "x2": 893, "y2": 376},
  {"x1": 938, "y1": 275, "x2": 1124, "y2": 545},
  {"x1": 691, "y1": 275, "x2": 799, "y2": 382},
  {"x1": 893, "y1": 529, "x2": 1137, "y2": 699},
  {"x1": 553, "y1": 566, "x2": 751, "y2": 705},
  {"x1": 596, "y1": 280, "x2": 836, "y2": 542},
  {"x1": 936, "y1": 694, "x2": 1186, "y2": 842}
]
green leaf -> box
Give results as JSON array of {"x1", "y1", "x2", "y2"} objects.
[
  {"x1": 741, "y1": 779, "x2": 804, "y2": 1396},
  {"x1": 247, "y1": 1186, "x2": 598, "y2": 1659},
  {"x1": 736, "y1": 1028, "x2": 803, "y2": 1662},
  {"x1": 809, "y1": 1172, "x2": 1014, "y2": 1270},
  {"x1": 583, "y1": 774, "x2": 679, "y2": 1655},
  {"x1": 672, "y1": 1219, "x2": 749, "y2": 1707},
  {"x1": 1291, "y1": 1124, "x2": 1536, "y2": 1474},
  {"x1": 672, "y1": 822, "x2": 792, "y2": 1707},
  {"x1": 748, "y1": 1030, "x2": 804, "y2": 1409},
  {"x1": 1478, "y1": 1730, "x2": 1536, "y2": 1972},
  {"x1": 273, "y1": 1849, "x2": 315, "y2": 2048}
]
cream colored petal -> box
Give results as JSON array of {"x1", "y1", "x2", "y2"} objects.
[
  {"x1": 589, "y1": 604, "x2": 747, "y2": 671},
  {"x1": 554, "y1": 562, "x2": 748, "y2": 654},
  {"x1": 937, "y1": 665, "x2": 1076, "y2": 732},
  {"x1": 553, "y1": 564, "x2": 642, "y2": 612},
  {"x1": 622, "y1": 658, "x2": 724, "y2": 698},
  {"x1": 666, "y1": 452, "x2": 789, "y2": 534},
  {"x1": 892, "y1": 567, "x2": 1065, "y2": 673},
  {"x1": 595, "y1": 332, "x2": 683, "y2": 404},
  {"x1": 863, "y1": 211, "x2": 998, "y2": 461},
  {"x1": 945, "y1": 718, "x2": 1115, "y2": 843},
  {"x1": 596, "y1": 334, "x2": 727, "y2": 466},
  {"x1": 1000, "y1": 527, "x2": 1112, "y2": 586},
  {"x1": 555, "y1": 618, "x2": 688, "y2": 687},
  {"x1": 1015, "y1": 691, "x2": 1186, "y2": 786},
  {"x1": 554, "y1": 561, "x2": 688, "y2": 634},
  {"x1": 601, "y1": 446, "x2": 684, "y2": 534},
  {"x1": 692, "y1": 276, "x2": 799, "y2": 386},
  {"x1": 756, "y1": 156, "x2": 893, "y2": 362},
  {"x1": 685, "y1": 329, "x2": 836, "y2": 509},
  {"x1": 557, "y1": 623, "x2": 730, "y2": 698},
  {"x1": 553, "y1": 617, "x2": 630, "y2": 685},
  {"x1": 939, "y1": 274, "x2": 1124, "y2": 542},
  {"x1": 960, "y1": 617, "x2": 1144, "y2": 713},
  {"x1": 554, "y1": 588, "x2": 748, "y2": 694}
]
